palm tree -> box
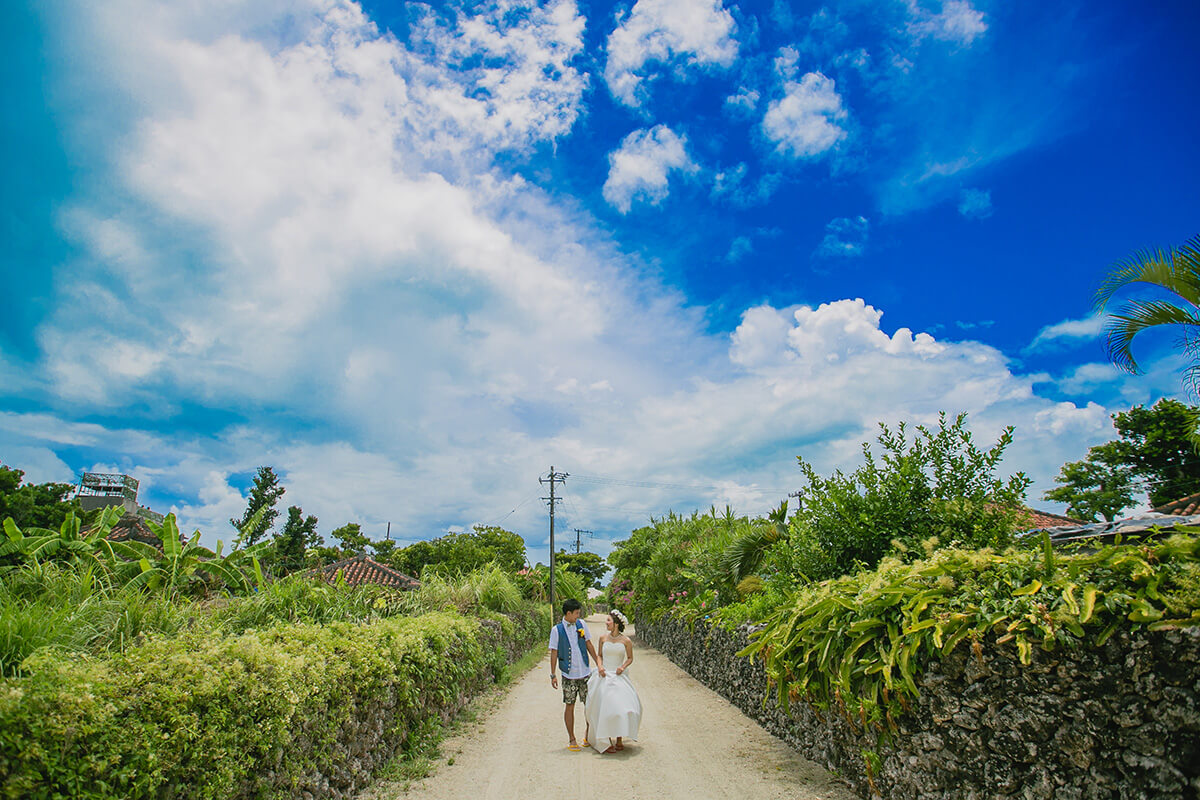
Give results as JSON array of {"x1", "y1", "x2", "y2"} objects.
[{"x1": 1094, "y1": 235, "x2": 1200, "y2": 394}]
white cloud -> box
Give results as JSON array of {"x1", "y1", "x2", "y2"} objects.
[
  {"x1": 762, "y1": 71, "x2": 848, "y2": 159},
  {"x1": 9, "y1": 0, "x2": 1179, "y2": 556},
  {"x1": 724, "y1": 86, "x2": 760, "y2": 116},
  {"x1": 1026, "y1": 315, "x2": 1105, "y2": 353},
  {"x1": 815, "y1": 216, "x2": 869, "y2": 258},
  {"x1": 603, "y1": 125, "x2": 698, "y2": 213},
  {"x1": 907, "y1": 0, "x2": 988, "y2": 47},
  {"x1": 725, "y1": 236, "x2": 753, "y2": 262},
  {"x1": 604, "y1": 0, "x2": 739, "y2": 107},
  {"x1": 958, "y1": 187, "x2": 993, "y2": 219}
]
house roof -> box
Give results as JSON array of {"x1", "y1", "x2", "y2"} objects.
[
  {"x1": 1017, "y1": 512, "x2": 1200, "y2": 545},
  {"x1": 1153, "y1": 492, "x2": 1200, "y2": 517},
  {"x1": 315, "y1": 555, "x2": 420, "y2": 590},
  {"x1": 87, "y1": 515, "x2": 163, "y2": 550},
  {"x1": 1012, "y1": 506, "x2": 1083, "y2": 530}
]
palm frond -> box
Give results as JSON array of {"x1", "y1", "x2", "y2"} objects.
[
  {"x1": 1095, "y1": 243, "x2": 1200, "y2": 312},
  {"x1": 1102, "y1": 299, "x2": 1200, "y2": 373},
  {"x1": 719, "y1": 525, "x2": 783, "y2": 584}
]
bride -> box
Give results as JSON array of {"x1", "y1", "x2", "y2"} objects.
[{"x1": 585, "y1": 609, "x2": 642, "y2": 754}]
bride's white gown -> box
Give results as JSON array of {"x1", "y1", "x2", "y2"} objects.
[{"x1": 586, "y1": 640, "x2": 642, "y2": 752}]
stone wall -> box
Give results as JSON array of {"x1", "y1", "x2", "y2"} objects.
[{"x1": 636, "y1": 615, "x2": 1200, "y2": 800}]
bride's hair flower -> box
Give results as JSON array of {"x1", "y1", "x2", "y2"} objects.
[{"x1": 609, "y1": 609, "x2": 627, "y2": 630}]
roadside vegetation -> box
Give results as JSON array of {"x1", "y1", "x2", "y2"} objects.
[{"x1": 606, "y1": 407, "x2": 1200, "y2": 731}]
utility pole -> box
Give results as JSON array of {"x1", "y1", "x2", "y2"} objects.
[
  {"x1": 572, "y1": 528, "x2": 593, "y2": 554},
  {"x1": 540, "y1": 466, "x2": 568, "y2": 619}
]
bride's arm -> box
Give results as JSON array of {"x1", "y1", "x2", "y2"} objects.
[
  {"x1": 596, "y1": 634, "x2": 607, "y2": 675},
  {"x1": 616, "y1": 638, "x2": 633, "y2": 674}
]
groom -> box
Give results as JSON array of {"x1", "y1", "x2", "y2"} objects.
[{"x1": 549, "y1": 598, "x2": 599, "y2": 751}]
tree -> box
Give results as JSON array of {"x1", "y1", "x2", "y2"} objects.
[
  {"x1": 1045, "y1": 400, "x2": 1200, "y2": 515},
  {"x1": 0, "y1": 464, "x2": 80, "y2": 531},
  {"x1": 330, "y1": 523, "x2": 370, "y2": 556},
  {"x1": 273, "y1": 505, "x2": 318, "y2": 574},
  {"x1": 392, "y1": 525, "x2": 525, "y2": 577},
  {"x1": 370, "y1": 538, "x2": 397, "y2": 562},
  {"x1": 1111, "y1": 399, "x2": 1200, "y2": 506},
  {"x1": 790, "y1": 413, "x2": 1031, "y2": 582},
  {"x1": 554, "y1": 550, "x2": 608, "y2": 591},
  {"x1": 230, "y1": 466, "x2": 285, "y2": 547},
  {"x1": 1043, "y1": 442, "x2": 1137, "y2": 522},
  {"x1": 1095, "y1": 235, "x2": 1200, "y2": 398}
]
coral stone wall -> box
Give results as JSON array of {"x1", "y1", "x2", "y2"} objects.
[{"x1": 635, "y1": 616, "x2": 1200, "y2": 800}]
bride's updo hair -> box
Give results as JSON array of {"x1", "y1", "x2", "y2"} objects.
[{"x1": 609, "y1": 609, "x2": 627, "y2": 632}]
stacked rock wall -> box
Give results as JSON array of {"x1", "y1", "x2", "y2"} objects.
[{"x1": 636, "y1": 616, "x2": 1200, "y2": 800}]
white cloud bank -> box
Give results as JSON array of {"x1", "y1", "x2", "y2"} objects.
[
  {"x1": 2, "y1": 0, "x2": 1141, "y2": 556},
  {"x1": 603, "y1": 125, "x2": 698, "y2": 213},
  {"x1": 605, "y1": 0, "x2": 739, "y2": 107}
]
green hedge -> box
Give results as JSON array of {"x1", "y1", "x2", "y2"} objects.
[{"x1": 0, "y1": 608, "x2": 549, "y2": 799}]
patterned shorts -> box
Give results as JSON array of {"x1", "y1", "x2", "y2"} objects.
[{"x1": 562, "y1": 677, "x2": 588, "y2": 705}]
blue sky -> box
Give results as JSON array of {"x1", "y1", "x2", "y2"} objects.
[{"x1": 2, "y1": 0, "x2": 1198, "y2": 561}]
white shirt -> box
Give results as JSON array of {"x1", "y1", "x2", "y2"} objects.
[{"x1": 549, "y1": 620, "x2": 593, "y2": 680}]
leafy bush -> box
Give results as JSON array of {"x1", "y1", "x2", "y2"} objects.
[
  {"x1": 742, "y1": 530, "x2": 1200, "y2": 729},
  {"x1": 0, "y1": 609, "x2": 549, "y2": 799},
  {"x1": 788, "y1": 413, "x2": 1032, "y2": 582}
]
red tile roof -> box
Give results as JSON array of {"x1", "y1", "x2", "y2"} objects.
[
  {"x1": 1014, "y1": 506, "x2": 1084, "y2": 530},
  {"x1": 87, "y1": 516, "x2": 163, "y2": 550},
  {"x1": 1153, "y1": 492, "x2": 1200, "y2": 517},
  {"x1": 316, "y1": 555, "x2": 419, "y2": 590}
]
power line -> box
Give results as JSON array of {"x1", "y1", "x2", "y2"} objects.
[
  {"x1": 485, "y1": 489, "x2": 543, "y2": 526},
  {"x1": 570, "y1": 472, "x2": 791, "y2": 494}
]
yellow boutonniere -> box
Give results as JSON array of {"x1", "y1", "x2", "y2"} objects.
[{"x1": 577, "y1": 627, "x2": 586, "y2": 638}]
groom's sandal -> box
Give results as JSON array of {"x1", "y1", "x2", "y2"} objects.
[
  {"x1": 567, "y1": 743, "x2": 582, "y2": 752},
  {"x1": 581, "y1": 739, "x2": 590, "y2": 747}
]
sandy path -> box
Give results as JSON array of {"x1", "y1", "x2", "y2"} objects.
[{"x1": 368, "y1": 614, "x2": 857, "y2": 800}]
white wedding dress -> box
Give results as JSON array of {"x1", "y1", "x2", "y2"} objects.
[{"x1": 585, "y1": 640, "x2": 642, "y2": 752}]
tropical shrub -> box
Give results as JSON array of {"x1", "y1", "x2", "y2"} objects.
[
  {"x1": 741, "y1": 530, "x2": 1200, "y2": 730},
  {"x1": 0, "y1": 610, "x2": 546, "y2": 799},
  {"x1": 787, "y1": 412, "x2": 1032, "y2": 582},
  {"x1": 0, "y1": 561, "x2": 194, "y2": 677}
]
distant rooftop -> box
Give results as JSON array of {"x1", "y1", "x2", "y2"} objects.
[{"x1": 314, "y1": 555, "x2": 420, "y2": 590}]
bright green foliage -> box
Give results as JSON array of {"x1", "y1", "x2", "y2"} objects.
[
  {"x1": 230, "y1": 466, "x2": 285, "y2": 547},
  {"x1": 741, "y1": 530, "x2": 1200, "y2": 730},
  {"x1": 1043, "y1": 442, "x2": 1137, "y2": 522},
  {"x1": 0, "y1": 561, "x2": 193, "y2": 677},
  {"x1": 1110, "y1": 399, "x2": 1200, "y2": 506},
  {"x1": 412, "y1": 562, "x2": 528, "y2": 615},
  {"x1": 392, "y1": 525, "x2": 526, "y2": 577},
  {"x1": 114, "y1": 514, "x2": 264, "y2": 598},
  {"x1": 0, "y1": 465, "x2": 79, "y2": 533},
  {"x1": 514, "y1": 564, "x2": 587, "y2": 605},
  {"x1": 0, "y1": 609, "x2": 549, "y2": 799},
  {"x1": 607, "y1": 507, "x2": 768, "y2": 621},
  {"x1": 330, "y1": 522, "x2": 370, "y2": 556},
  {"x1": 0, "y1": 507, "x2": 124, "y2": 574},
  {"x1": 1095, "y1": 235, "x2": 1200, "y2": 398},
  {"x1": 271, "y1": 505, "x2": 319, "y2": 574},
  {"x1": 553, "y1": 550, "x2": 607, "y2": 591},
  {"x1": 1047, "y1": 400, "x2": 1200, "y2": 515},
  {"x1": 789, "y1": 413, "x2": 1031, "y2": 582}
]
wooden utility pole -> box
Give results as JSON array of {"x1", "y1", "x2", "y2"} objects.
[{"x1": 540, "y1": 467, "x2": 568, "y2": 619}]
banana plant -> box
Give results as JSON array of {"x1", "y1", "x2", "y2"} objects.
[
  {"x1": 112, "y1": 514, "x2": 265, "y2": 598},
  {"x1": 0, "y1": 506, "x2": 125, "y2": 574}
]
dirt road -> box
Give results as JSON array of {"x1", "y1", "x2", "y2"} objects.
[{"x1": 368, "y1": 614, "x2": 857, "y2": 800}]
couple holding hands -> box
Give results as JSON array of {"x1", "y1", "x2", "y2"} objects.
[{"x1": 548, "y1": 599, "x2": 642, "y2": 754}]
